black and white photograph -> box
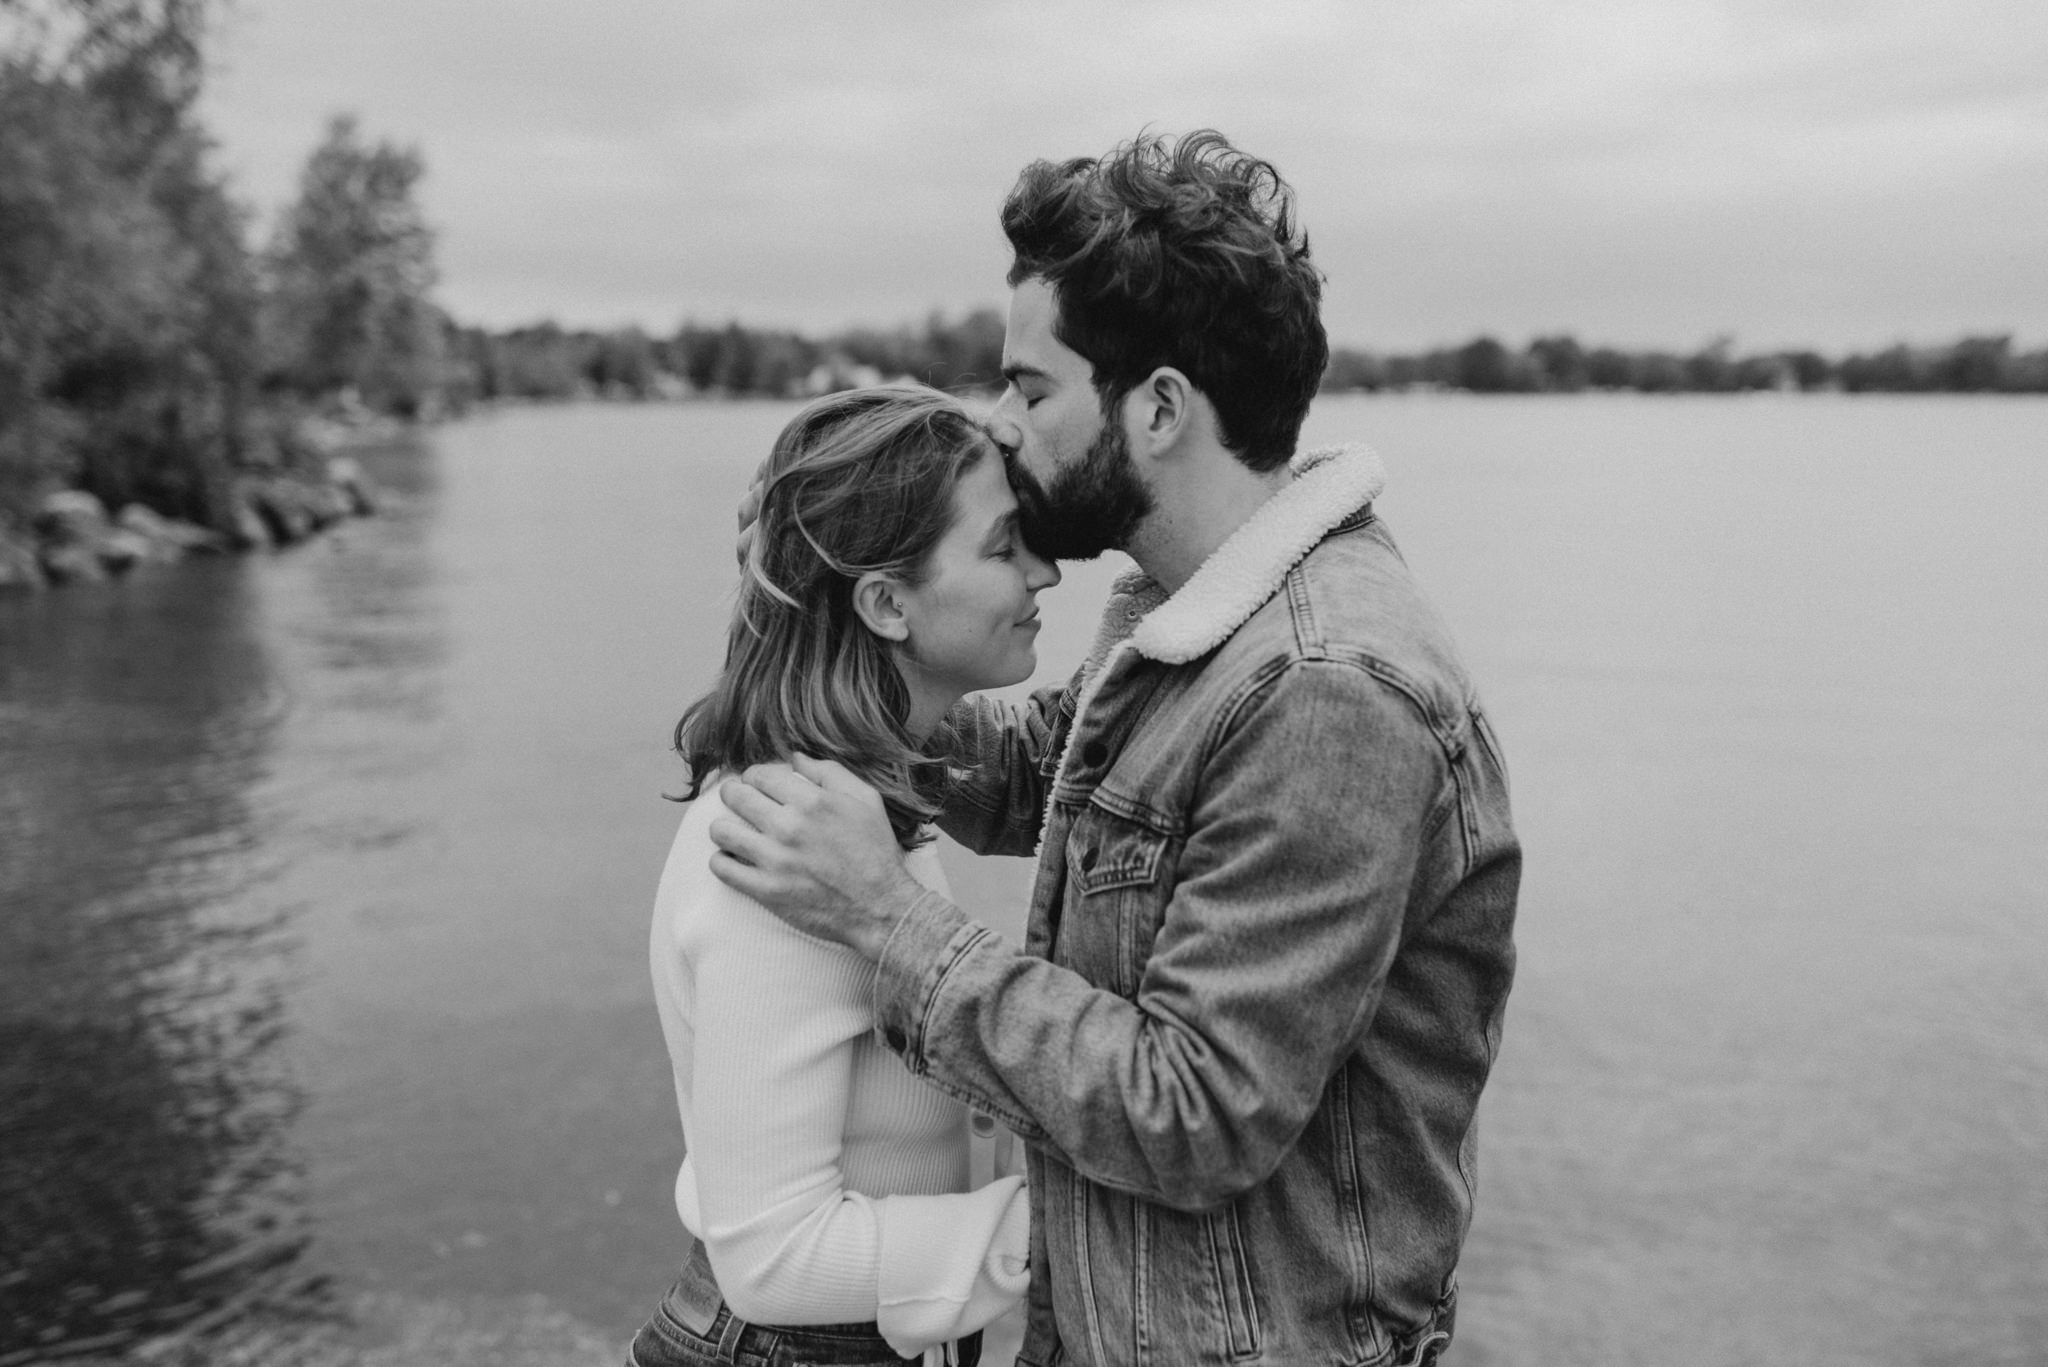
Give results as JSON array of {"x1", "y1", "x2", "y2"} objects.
[{"x1": 4, "y1": 3, "x2": 2045, "y2": 1364}]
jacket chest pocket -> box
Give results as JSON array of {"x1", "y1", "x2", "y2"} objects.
[{"x1": 1058, "y1": 807, "x2": 1174, "y2": 999}]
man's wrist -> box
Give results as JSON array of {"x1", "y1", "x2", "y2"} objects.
[
  {"x1": 871, "y1": 887, "x2": 979, "y2": 1067},
  {"x1": 854, "y1": 869, "x2": 930, "y2": 961}
]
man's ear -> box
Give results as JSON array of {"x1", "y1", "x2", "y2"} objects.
[
  {"x1": 852, "y1": 572, "x2": 910, "y2": 642},
  {"x1": 1129, "y1": 367, "x2": 1195, "y2": 457}
]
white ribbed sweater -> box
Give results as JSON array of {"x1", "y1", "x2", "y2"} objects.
[{"x1": 649, "y1": 785, "x2": 1029, "y2": 1358}]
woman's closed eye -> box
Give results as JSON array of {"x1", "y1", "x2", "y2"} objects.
[{"x1": 983, "y1": 513, "x2": 1024, "y2": 562}]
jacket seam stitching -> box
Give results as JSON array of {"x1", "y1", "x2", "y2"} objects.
[
  {"x1": 1318, "y1": 647, "x2": 1474, "y2": 763},
  {"x1": 912, "y1": 922, "x2": 990, "y2": 1079},
  {"x1": 906, "y1": 1015, "x2": 1045, "y2": 1138},
  {"x1": 1207, "y1": 649, "x2": 1466, "y2": 774},
  {"x1": 1286, "y1": 564, "x2": 1321, "y2": 654}
]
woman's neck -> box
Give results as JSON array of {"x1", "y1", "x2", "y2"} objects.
[{"x1": 902, "y1": 680, "x2": 959, "y2": 744}]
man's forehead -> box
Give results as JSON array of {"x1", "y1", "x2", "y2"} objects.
[{"x1": 1003, "y1": 278, "x2": 1087, "y2": 378}]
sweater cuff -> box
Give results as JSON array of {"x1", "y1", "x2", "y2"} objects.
[
  {"x1": 872, "y1": 887, "x2": 983, "y2": 1070},
  {"x1": 874, "y1": 1177, "x2": 1031, "y2": 1356}
]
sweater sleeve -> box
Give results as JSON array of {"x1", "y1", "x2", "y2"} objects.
[{"x1": 680, "y1": 869, "x2": 1028, "y2": 1354}]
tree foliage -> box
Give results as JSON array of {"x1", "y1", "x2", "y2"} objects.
[
  {"x1": 0, "y1": 0, "x2": 259, "y2": 525},
  {"x1": 1320, "y1": 334, "x2": 2048, "y2": 395},
  {"x1": 1, "y1": 2, "x2": 455, "y2": 535},
  {"x1": 443, "y1": 313, "x2": 2048, "y2": 405},
  {"x1": 262, "y1": 114, "x2": 443, "y2": 416},
  {"x1": 439, "y1": 308, "x2": 1009, "y2": 404}
]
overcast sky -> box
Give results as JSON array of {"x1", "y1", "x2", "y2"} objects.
[{"x1": 196, "y1": 0, "x2": 2048, "y2": 351}]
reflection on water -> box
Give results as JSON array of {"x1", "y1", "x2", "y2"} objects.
[
  {"x1": 0, "y1": 564, "x2": 312, "y2": 1360},
  {"x1": 9, "y1": 419, "x2": 680, "y2": 1364}
]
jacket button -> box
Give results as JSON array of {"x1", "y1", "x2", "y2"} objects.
[
  {"x1": 884, "y1": 1027, "x2": 907, "y2": 1052},
  {"x1": 1080, "y1": 847, "x2": 1098, "y2": 872},
  {"x1": 1081, "y1": 740, "x2": 1108, "y2": 767}
]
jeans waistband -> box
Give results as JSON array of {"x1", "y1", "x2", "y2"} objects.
[{"x1": 672, "y1": 1236, "x2": 891, "y2": 1340}]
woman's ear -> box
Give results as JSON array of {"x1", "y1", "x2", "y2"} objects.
[{"x1": 852, "y1": 572, "x2": 910, "y2": 642}]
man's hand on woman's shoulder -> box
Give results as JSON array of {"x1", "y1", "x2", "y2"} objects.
[{"x1": 709, "y1": 754, "x2": 925, "y2": 961}]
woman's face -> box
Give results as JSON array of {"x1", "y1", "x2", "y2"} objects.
[{"x1": 893, "y1": 452, "x2": 1062, "y2": 710}]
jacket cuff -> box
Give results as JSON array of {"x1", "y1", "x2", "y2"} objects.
[{"x1": 872, "y1": 887, "x2": 983, "y2": 1069}]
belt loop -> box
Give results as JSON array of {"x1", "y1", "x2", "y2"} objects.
[
  {"x1": 1399, "y1": 1328, "x2": 1450, "y2": 1367},
  {"x1": 681, "y1": 1237, "x2": 750, "y2": 1363},
  {"x1": 713, "y1": 1303, "x2": 747, "y2": 1363},
  {"x1": 969, "y1": 1111, "x2": 998, "y2": 1189}
]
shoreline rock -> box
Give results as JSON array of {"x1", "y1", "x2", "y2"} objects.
[
  {"x1": 1, "y1": 461, "x2": 381, "y2": 594},
  {"x1": 1, "y1": 522, "x2": 50, "y2": 590}
]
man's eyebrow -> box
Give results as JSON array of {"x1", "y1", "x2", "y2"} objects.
[{"x1": 1001, "y1": 362, "x2": 1049, "y2": 386}]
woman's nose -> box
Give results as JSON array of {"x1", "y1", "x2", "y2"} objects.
[{"x1": 1025, "y1": 548, "x2": 1061, "y2": 591}]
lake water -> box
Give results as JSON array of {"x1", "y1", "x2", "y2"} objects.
[{"x1": 3, "y1": 395, "x2": 2044, "y2": 1365}]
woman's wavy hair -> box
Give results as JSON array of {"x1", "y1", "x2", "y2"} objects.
[
  {"x1": 673, "y1": 385, "x2": 992, "y2": 849},
  {"x1": 1001, "y1": 129, "x2": 1328, "y2": 472}
]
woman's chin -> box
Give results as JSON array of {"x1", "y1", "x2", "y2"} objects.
[{"x1": 986, "y1": 655, "x2": 1036, "y2": 692}]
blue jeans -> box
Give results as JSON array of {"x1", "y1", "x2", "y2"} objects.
[{"x1": 628, "y1": 1240, "x2": 982, "y2": 1367}]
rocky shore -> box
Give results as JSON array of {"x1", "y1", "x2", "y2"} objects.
[{"x1": 0, "y1": 456, "x2": 380, "y2": 593}]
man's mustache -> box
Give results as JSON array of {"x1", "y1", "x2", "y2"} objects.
[{"x1": 1005, "y1": 462, "x2": 1065, "y2": 562}]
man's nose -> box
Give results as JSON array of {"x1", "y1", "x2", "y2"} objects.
[{"x1": 985, "y1": 400, "x2": 1022, "y2": 457}]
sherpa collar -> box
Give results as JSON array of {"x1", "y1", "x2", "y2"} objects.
[
  {"x1": 1125, "y1": 442, "x2": 1384, "y2": 663},
  {"x1": 1040, "y1": 442, "x2": 1384, "y2": 830},
  {"x1": 1075, "y1": 442, "x2": 1385, "y2": 677},
  {"x1": 1043, "y1": 442, "x2": 1384, "y2": 814}
]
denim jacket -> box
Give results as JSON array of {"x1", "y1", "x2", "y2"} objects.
[{"x1": 871, "y1": 445, "x2": 1520, "y2": 1367}]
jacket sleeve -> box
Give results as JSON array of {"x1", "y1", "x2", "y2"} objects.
[
  {"x1": 682, "y1": 876, "x2": 1029, "y2": 1352},
  {"x1": 934, "y1": 678, "x2": 1075, "y2": 858},
  {"x1": 873, "y1": 660, "x2": 1442, "y2": 1211}
]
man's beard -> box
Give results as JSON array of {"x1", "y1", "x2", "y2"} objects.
[{"x1": 1008, "y1": 412, "x2": 1154, "y2": 562}]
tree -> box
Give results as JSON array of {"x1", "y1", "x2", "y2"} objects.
[
  {"x1": 1937, "y1": 335, "x2": 2012, "y2": 392},
  {"x1": 1684, "y1": 336, "x2": 1738, "y2": 393},
  {"x1": 0, "y1": 0, "x2": 256, "y2": 526},
  {"x1": 1527, "y1": 335, "x2": 1588, "y2": 392},
  {"x1": 922, "y1": 308, "x2": 1004, "y2": 391},
  {"x1": 264, "y1": 114, "x2": 442, "y2": 415},
  {"x1": 1321, "y1": 347, "x2": 1388, "y2": 392},
  {"x1": 587, "y1": 327, "x2": 656, "y2": 397},
  {"x1": 1453, "y1": 336, "x2": 1517, "y2": 393}
]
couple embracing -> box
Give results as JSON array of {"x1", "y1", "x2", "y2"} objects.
[{"x1": 632, "y1": 131, "x2": 1521, "y2": 1367}]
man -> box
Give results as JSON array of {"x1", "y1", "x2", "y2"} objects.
[{"x1": 711, "y1": 131, "x2": 1519, "y2": 1367}]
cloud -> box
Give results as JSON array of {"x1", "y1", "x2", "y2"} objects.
[{"x1": 200, "y1": 0, "x2": 2048, "y2": 346}]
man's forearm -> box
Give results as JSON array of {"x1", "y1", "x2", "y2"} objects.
[
  {"x1": 867, "y1": 888, "x2": 1390, "y2": 1213},
  {"x1": 937, "y1": 688, "x2": 1069, "y2": 857}
]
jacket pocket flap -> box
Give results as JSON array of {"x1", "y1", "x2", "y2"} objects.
[{"x1": 1072, "y1": 827, "x2": 1168, "y2": 895}]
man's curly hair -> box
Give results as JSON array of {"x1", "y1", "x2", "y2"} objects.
[{"x1": 1000, "y1": 130, "x2": 1328, "y2": 472}]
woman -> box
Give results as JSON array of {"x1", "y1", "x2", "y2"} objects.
[{"x1": 631, "y1": 387, "x2": 1060, "y2": 1367}]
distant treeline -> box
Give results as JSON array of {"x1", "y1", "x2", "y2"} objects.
[
  {"x1": 446, "y1": 320, "x2": 2048, "y2": 404},
  {"x1": 1322, "y1": 334, "x2": 2048, "y2": 395},
  {"x1": 442, "y1": 311, "x2": 1009, "y2": 404}
]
